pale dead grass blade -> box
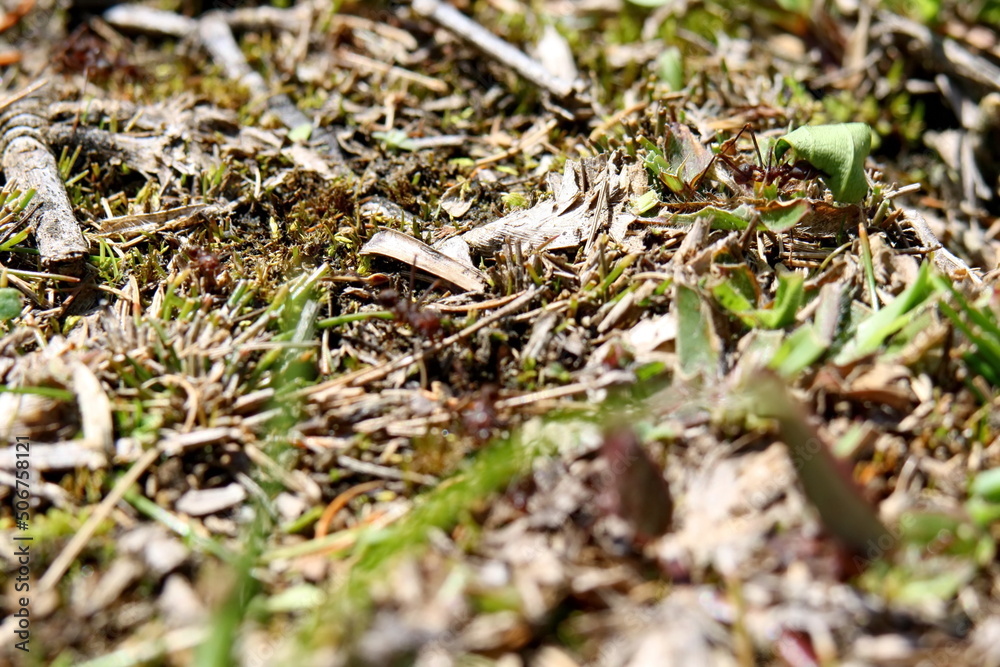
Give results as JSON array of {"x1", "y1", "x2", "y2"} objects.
[
  {"x1": 38, "y1": 447, "x2": 160, "y2": 592},
  {"x1": 359, "y1": 228, "x2": 488, "y2": 292}
]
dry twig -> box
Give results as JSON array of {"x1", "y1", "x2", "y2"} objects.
[
  {"x1": 412, "y1": 0, "x2": 582, "y2": 102},
  {"x1": 0, "y1": 82, "x2": 88, "y2": 268}
]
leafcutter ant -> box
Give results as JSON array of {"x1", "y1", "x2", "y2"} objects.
[{"x1": 694, "y1": 124, "x2": 826, "y2": 193}]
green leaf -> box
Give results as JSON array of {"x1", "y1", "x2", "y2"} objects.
[
  {"x1": 262, "y1": 583, "x2": 325, "y2": 612},
  {"x1": 373, "y1": 129, "x2": 417, "y2": 151},
  {"x1": 0, "y1": 226, "x2": 30, "y2": 252},
  {"x1": 0, "y1": 384, "x2": 76, "y2": 401},
  {"x1": 776, "y1": 0, "x2": 811, "y2": 12},
  {"x1": 834, "y1": 262, "x2": 937, "y2": 364},
  {"x1": 675, "y1": 284, "x2": 720, "y2": 377},
  {"x1": 17, "y1": 188, "x2": 35, "y2": 211},
  {"x1": 774, "y1": 123, "x2": 872, "y2": 203},
  {"x1": 715, "y1": 267, "x2": 803, "y2": 330},
  {"x1": 769, "y1": 324, "x2": 828, "y2": 376},
  {"x1": 970, "y1": 468, "x2": 1000, "y2": 504},
  {"x1": 934, "y1": 274, "x2": 1000, "y2": 388},
  {"x1": 966, "y1": 497, "x2": 1000, "y2": 527},
  {"x1": 670, "y1": 204, "x2": 754, "y2": 230},
  {"x1": 898, "y1": 511, "x2": 963, "y2": 547},
  {"x1": 758, "y1": 200, "x2": 810, "y2": 232},
  {"x1": 905, "y1": 0, "x2": 942, "y2": 23},
  {"x1": 631, "y1": 190, "x2": 661, "y2": 215},
  {"x1": 641, "y1": 137, "x2": 688, "y2": 194},
  {"x1": 725, "y1": 264, "x2": 761, "y2": 304},
  {"x1": 891, "y1": 563, "x2": 976, "y2": 604},
  {"x1": 754, "y1": 270, "x2": 804, "y2": 329},
  {"x1": 656, "y1": 46, "x2": 684, "y2": 91},
  {"x1": 288, "y1": 122, "x2": 313, "y2": 143},
  {"x1": 0, "y1": 288, "x2": 23, "y2": 320},
  {"x1": 713, "y1": 281, "x2": 754, "y2": 315}
]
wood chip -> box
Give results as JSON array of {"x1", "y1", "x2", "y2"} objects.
[
  {"x1": 359, "y1": 228, "x2": 488, "y2": 292},
  {"x1": 175, "y1": 483, "x2": 248, "y2": 517},
  {"x1": 0, "y1": 86, "x2": 88, "y2": 267},
  {"x1": 72, "y1": 362, "x2": 114, "y2": 455}
]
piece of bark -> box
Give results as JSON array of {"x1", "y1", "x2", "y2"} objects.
[
  {"x1": 359, "y1": 228, "x2": 488, "y2": 293},
  {"x1": 0, "y1": 86, "x2": 88, "y2": 268},
  {"x1": 459, "y1": 152, "x2": 643, "y2": 254},
  {"x1": 904, "y1": 208, "x2": 982, "y2": 284},
  {"x1": 44, "y1": 123, "x2": 181, "y2": 181},
  {"x1": 92, "y1": 204, "x2": 209, "y2": 238}
]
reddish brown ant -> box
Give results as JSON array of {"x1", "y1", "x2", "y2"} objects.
[
  {"x1": 181, "y1": 244, "x2": 224, "y2": 293},
  {"x1": 376, "y1": 284, "x2": 445, "y2": 340},
  {"x1": 694, "y1": 124, "x2": 826, "y2": 192},
  {"x1": 54, "y1": 22, "x2": 142, "y2": 83},
  {"x1": 460, "y1": 384, "x2": 500, "y2": 442}
]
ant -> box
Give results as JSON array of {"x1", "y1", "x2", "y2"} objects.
[
  {"x1": 54, "y1": 22, "x2": 142, "y2": 83},
  {"x1": 375, "y1": 259, "x2": 450, "y2": 340},
  {"x1": 694, "y1": 124, "x2": 826, "y2": 193},
  {"x1": 182, "y1": 245, "x2": 224, "y2": 292},
  {"x1": 460, "y1": 384, "x2": 500, "y2": 442},
  {"x1": 377, "y1": 286, "x2": 445, "y2": 339}
]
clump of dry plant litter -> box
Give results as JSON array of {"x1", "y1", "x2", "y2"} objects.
[{"x1": 0, "y1": 1, "x2": 999, "y2": 665}]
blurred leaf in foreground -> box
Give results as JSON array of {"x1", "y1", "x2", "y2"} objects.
[
  {"x1": 0, "y1": 288, "x2": 22, "y2": 320},
  {"x1": 600, "y1": 427, "x2": 673, "y2": 545},
  {"x1": 676, "y1": 283, "x2": 721, "y2": 378},
  {"x1": 744, "y1": 372, "x2": 891, "y2": 558}
]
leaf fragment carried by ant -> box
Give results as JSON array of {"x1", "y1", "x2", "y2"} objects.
[
  {"x1": 642, "y1": 122, "x2": 714, "y2": 194},
  {"x1": 774, "y1": 123, "x2": 872, "y2": 204},
  {"x1": 360, "y1": 228, "x2": 489, "y2": 293}
]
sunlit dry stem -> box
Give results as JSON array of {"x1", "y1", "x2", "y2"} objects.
[
  {"x1": 0, "y1": 85, "x2": 88, "y2": 268},
  {"x1": 412, "y1": 0, "x2": 580, "y2": 100}
]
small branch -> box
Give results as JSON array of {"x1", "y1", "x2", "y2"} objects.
[
  {"x1": 411, "y1": 0, "x2": 581, "y2": 101},
  {"x1": 336, "y1": 455, "x2": 439, "y2": 486},
  {"x1": 0, "y1": 89, "x2": 88, "y2": 268},
  {"x1": 903, "y1": 208, "x2": 982, "y2": 285},
  {"x1": 38, "y1": 447, "x2": 161, "y2": 592}
]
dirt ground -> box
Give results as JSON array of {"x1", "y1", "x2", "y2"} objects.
[{"x1": 1, "y1": 0, "x2": 1000, "y2": 665}]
